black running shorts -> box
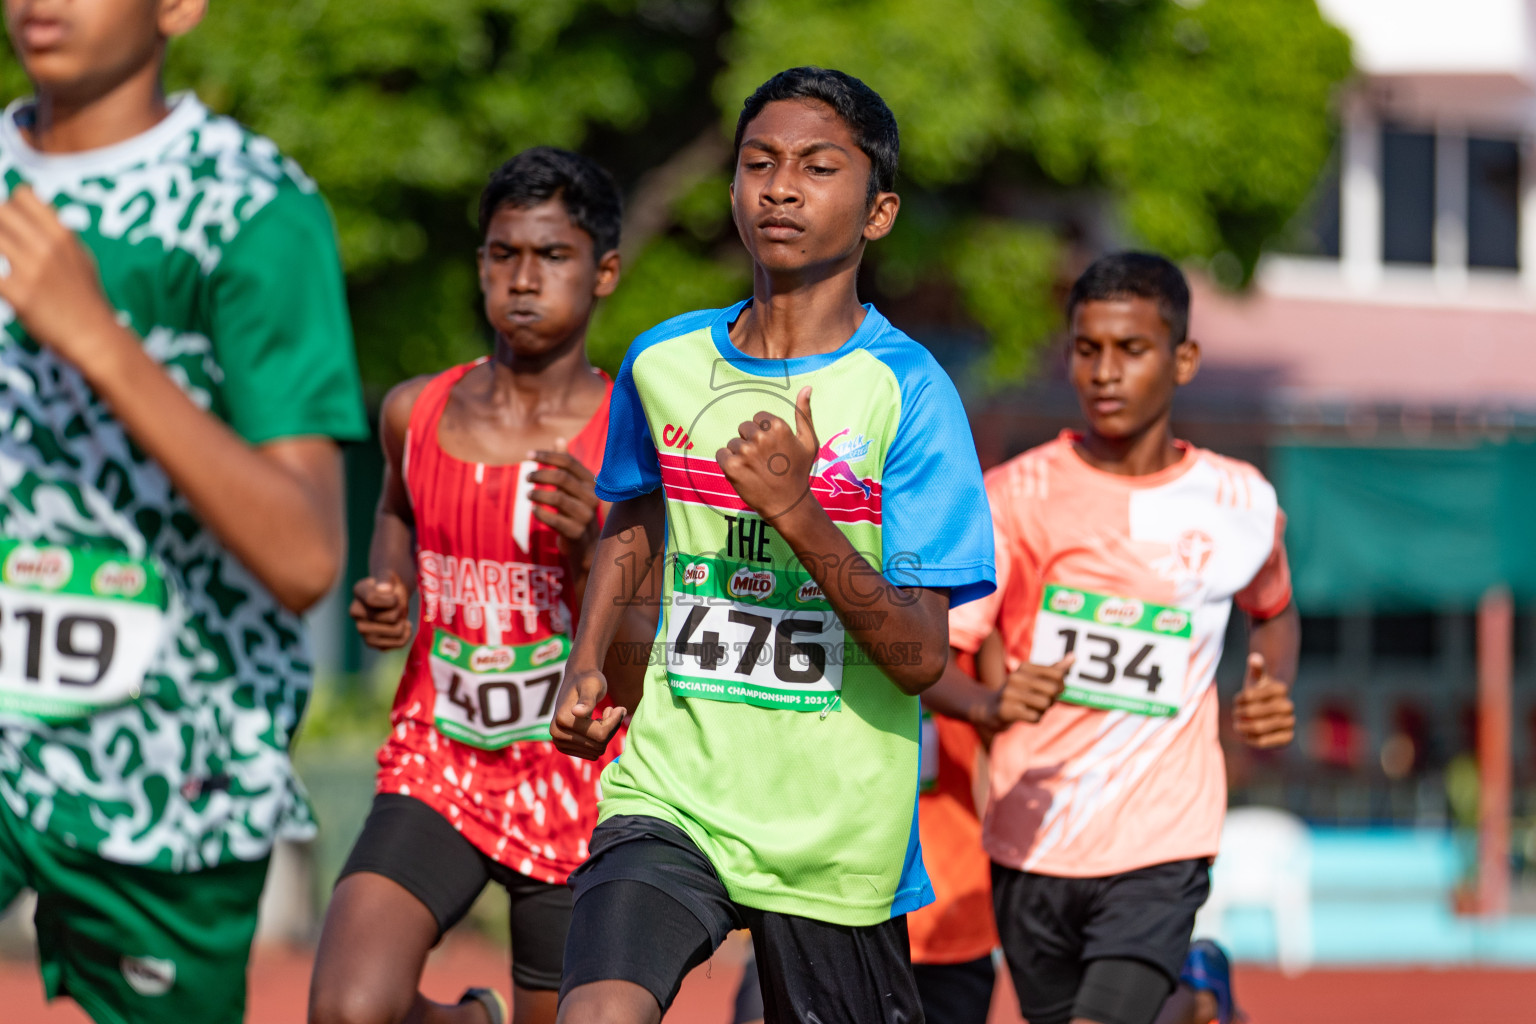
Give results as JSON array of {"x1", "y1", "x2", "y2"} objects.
[
  {"x1": 991, "y1": 858, "x2": 1209, "y2": 1024},
  {"x1": 338, "y1": 793, "x2": 572, "y2": 991},
  {"x1": 911, "y1": 956, "x2": 996, "y2": 1024},
  {"x1": 562, "y1": 814, "x2": 923, "y2": 1023}
]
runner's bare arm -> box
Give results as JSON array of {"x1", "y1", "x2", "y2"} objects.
[
  {"x1": 526, "y1": 449, "x2": 659, "y2": 713},
  {"x1": 526, "y1": 442, "x2": 602, "y2": 622},
  {"x1": 350, "y1": 380, "x2": 428, "y2": 650},
  {"x1": 921, "y1": 647, "x2": 998, "y2": 720},
  {"x1": 551, "y1": 489, "x2": 665, "y2": 758},
  {"x1": 1234, "y1": 600, "x2": 1300, "y2": 749},
  {"x1": 600, "y1": 562, "x2": 661, "y2": 716},
  {"x1": 717, "y1": 385, "x2": 952, "y2": 694},
  {"x1": 0, "y1": 186, "x2": 347, "y2": 615},
  {"x1": 923, "y1": 632, "x2": 1072, "y2": 738}
]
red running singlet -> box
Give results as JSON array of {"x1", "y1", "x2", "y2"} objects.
[{"x1": 375, "y1": 358, "x2": 617, "y2": 883}]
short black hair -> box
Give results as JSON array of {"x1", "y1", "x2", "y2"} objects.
[
  {"x1": 1066, "y1": 252, "x2": 1190, "y2": 346},
  {"x1": 478, "y1": 146, "x2": 623, "y2": 258},
  {"x1": 733, "y1": 66, "x2": 899, "y2": 204}
]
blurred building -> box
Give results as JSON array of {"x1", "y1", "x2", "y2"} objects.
[{"x1": 973, "y1": 0, "x2": 1536, "y2": 830}]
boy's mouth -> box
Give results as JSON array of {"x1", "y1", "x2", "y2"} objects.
[
  {"x1": 18, "y1": 15, "x2": 68, "y2": 51},
  {"x1": 757, "y1": 216, "x2": 805, "y2": 241}
]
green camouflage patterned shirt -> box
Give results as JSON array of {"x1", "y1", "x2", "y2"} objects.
[{"x1": 0, "y1": 94, "x2": 367, "y2": 871}]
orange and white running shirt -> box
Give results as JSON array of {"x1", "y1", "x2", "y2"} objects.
[{"x1": 950, "y1": 432, "x2": 1292, "y2": 879}]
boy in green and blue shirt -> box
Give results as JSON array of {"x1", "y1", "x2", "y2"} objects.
[
  {"x1": 0, "y1": 3, "x2": 365, "y2": 1021},
  {"x1": 550, "y1": 67, "x2": 994, "y2": 1023}
]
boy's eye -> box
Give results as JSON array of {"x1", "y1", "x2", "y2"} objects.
[{"x1": 806, "y1": 165, "x2": 835, "y2": 175}]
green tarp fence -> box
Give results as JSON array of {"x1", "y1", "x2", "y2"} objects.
[{"x1": 1274, "y1": 441, "x2": 1536, "y2": 611}]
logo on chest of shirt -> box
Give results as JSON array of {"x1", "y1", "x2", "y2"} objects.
[
  {"x1": 662, "y1": 366, "x2": 884, "y2": 527},
  {"x1": 1151, "y1": 529, "x2": 1216, "y2": 595},
  {"x1": 812, "y1": 429, "x2": 875, "y2": 501}
]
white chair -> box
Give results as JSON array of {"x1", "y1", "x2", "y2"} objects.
[{"x1": 1195, "y1": 806, "x2": 1313, "y2": 975}]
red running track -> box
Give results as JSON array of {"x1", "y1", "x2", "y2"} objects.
[{"x1": 2, "y1": 936, "x2": 1531, "y2": 1023}]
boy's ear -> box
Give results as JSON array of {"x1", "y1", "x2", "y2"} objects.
[
  {"x1": 158, "y1": 0, "x2": 208, "y2": 40},
  {"x1": 862, "y1": 191, "x2": 900, "y2": 243},
  {"x1": 593, "y1": 250, "x2": 621, "y2": 299},
  {"x1": 1173, "y1": 338, "x2": 1201, "y2": 387}
]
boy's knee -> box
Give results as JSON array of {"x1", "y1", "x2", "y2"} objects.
[
  {"x1": 308, "y1": 983, "x2": 410, "y2": 1024},
  {"x1": 556, "y1": 980, "x2": 659, "y2": 1024}
]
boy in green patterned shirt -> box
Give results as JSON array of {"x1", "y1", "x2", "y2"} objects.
[{"x1": 0, "y1": 2, "x2": 366, "y2": 1021}]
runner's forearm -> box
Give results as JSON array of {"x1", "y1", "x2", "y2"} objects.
[
  {"x1": 770, "y1": 500, "x2": 949, "y2": 693},
  {"x1": 72, "y1": 322, "x2": 345, "y2": 613},
  {"x1": 569, "y1": 491, "x2": 665, "y2": 673},
  {"x1": 602, "y1": 600, "x2": 661, "y2": 713},
  {"x1": 1249, "y1": 601, "x2": 1300, "y2": 685},
  {"x1": 921, "y1": 647, "x2": 997, "y2": 723},
  {"x1": 367, "y1": 508, "x2": 417, "y2": 592}
]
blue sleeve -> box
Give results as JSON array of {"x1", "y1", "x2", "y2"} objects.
[
  {"x1": 594, "y1": 343, "x2": 661, "y2": 501},
  {"x1": 877, "y1": 349, "x2": 996, "y2": 608},
  {"x1": 594, "y1": 308, "x2": 720, "y2": 502}
]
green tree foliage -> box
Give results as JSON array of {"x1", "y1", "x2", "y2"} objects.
[{"x1": 0, "y1": 0, "x2": 1350, "y2": 395}]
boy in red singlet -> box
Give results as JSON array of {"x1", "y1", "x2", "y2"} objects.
[{"x1": 307, "y1": 148, "x2": 650, "y2": 1024}]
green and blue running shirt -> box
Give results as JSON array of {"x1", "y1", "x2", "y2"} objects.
[
  {"x1": 0, "y1": 94, "x2": 367, "y2": 871},
  {"x1": 594, "y1": 301, "x2": 995, "y2": 926}
]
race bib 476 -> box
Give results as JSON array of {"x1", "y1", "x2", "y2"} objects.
[
  {"x1": 1030, "y1": 584, "x2": 1192, "y2": 717},
  {"x1": 664, "y1": 555, "x2": 845, "y2": 712}
]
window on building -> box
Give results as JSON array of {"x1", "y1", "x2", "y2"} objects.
[
  {"x1": 1372, "y1": 612, "x2": 1438, "y2": 660},
  {"x1": 1381, "y1": 128, "x2": 1436, "y2": 265},
  {"x1": 1279, "y1": 148, "x2": 1341, "y2": 258},
  {"x1": 1467, "y1": 137, "x2": 1520, "y2": 270},
  {"x1": 1300, "y1": 614, "x2": 1342, "y2": 657}
]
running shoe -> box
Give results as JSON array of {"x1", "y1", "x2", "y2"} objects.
[
  {"x1": 458, "y1": 987, "x2": 508, "y2": 1024},
  {"x1": 1179, "y1": 938, "x2": 1243, "y2": 1024}
]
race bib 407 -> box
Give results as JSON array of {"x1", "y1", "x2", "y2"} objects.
[
  {"x1": 1030, "y1": 584, "x2": 1192, "y2": 717},
  {"x1": 429, "y1": 630, "x2": 569, "y2": 749}
]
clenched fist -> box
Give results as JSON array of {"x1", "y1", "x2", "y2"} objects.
[
  {"x1": 975, "y1": 655, "x2": 1074, "y2": 742},
  {"x1": 1233, "y1": 653, "x2": 1295, "y2": 749},
  {"x1": 349, "y1": 572, "x2": 412, "y2": 650},
  {"x1": 717, "y1": 385, "x2": 818, "y2": 521}
]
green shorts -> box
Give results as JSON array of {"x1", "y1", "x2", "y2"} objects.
[{"x1": 0, "y1": 799, "x2": 269, "y2": 1024}]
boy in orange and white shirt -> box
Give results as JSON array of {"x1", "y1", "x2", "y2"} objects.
[{"x1": 927, "y1": 253, "x2": 1299, "y2": 1024}]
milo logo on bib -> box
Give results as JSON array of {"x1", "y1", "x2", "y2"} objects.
[
  {"x1": 4, "y1": 546, "x2": 72, "y2": 591},
  {"x1": 1094, "y1": 597, "x2": 1145, "y2": 628},
  {"x1": 682, "y1": 562, "x2": 711, "y2": 586},
  {"x1": 1048, "y1": 588, "x2": 1085, "y2": 614},
  {"x1": 728, "y1": 567, "x2": 776, "y2": 600},
  {"x1": 469, "y1": 647, "x2": 516, "y2": 672},
  {"x1": 92, "y1": 562, "x2": 148, "y2": 599},
  {"x1": 795, "y1": 580, "x2": 824, "y2": 604},
  {"x1": 1031, "y1": 584, "x2": 1192, "y2": 717}
]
